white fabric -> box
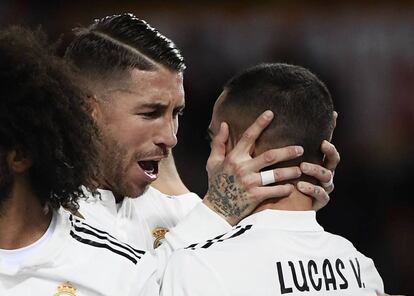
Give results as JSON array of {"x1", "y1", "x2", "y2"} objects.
[
  {"x1": 260, "y1": 170, "x2": 275, "y2": 185},
  {"x1": 78, "y1": 186, "x2": 232, "y2": 280},
  {"x1": 78, "y1": 186, "x2": 231, "y2": 250},
  {"x1": 161, "y1": 210, "x2": 384, "y2": 296},
  {"x1": 0, "y1": 209, "x2": 158, "y2": 296},
  {"x1": 0, "y1": 212, "x2": 56, "y2": 270}
]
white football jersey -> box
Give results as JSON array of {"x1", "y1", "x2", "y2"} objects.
[
  {"x1": 0, "y1": 209, "x2": 158, "y2": 296},
  {"x1": 78, "y1": 187, "x2": 230, "y2": 251},
  {"x1": 78, "y1": 186, "x2": 231, "y2": 279},
  {"x1": 161, "y1": 210, "x2": 384, "y2": 296}
]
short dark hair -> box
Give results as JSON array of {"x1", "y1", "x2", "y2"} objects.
[
  {"x1": 65, "y1": 13, "x2": 185, "y2": 88},
  {"x1": 221, "y1": 63, "x2": 334, "y2": 165},
  {"x1": 0, "y1": 27, "x2": 100, "y2": 211}
]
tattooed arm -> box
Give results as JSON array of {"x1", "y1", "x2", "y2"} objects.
[{"x1": 206, "y1": 173, "x2": 250, "y2": 220}]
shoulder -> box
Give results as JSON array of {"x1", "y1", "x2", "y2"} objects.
[
  {"x1": 133, "y1": 186, "x2": 201, "y2": 213},
  {"x1": 321, "y1": 231, "x2": 383, "y2": 278},
  {"x1": 321, "y1": 231, "x2": 362, "y2": 253},
  {"x1": 68, "y1": 214, "x2": 147, "y2": 266},
  {"x1": 184, "y1": 223, "x2": 254, "y2": 251},
  {"x1": 145, "y1": 186, "x2": 200, "y2": 202}
]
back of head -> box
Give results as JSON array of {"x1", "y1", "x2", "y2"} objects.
[
  {"x1": 65, "y1": 13, "x2": 185, "y2": 91},
  {"x1": 0, "y1": 27, "x2": 99, "y2": 210},
  {"x1": 221, "y1": 63, "x2": 334, "y2": 167}
]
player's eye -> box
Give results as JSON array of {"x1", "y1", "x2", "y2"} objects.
[{"x1": 139, "y1": 109, "x2": 162, "y2": 119}]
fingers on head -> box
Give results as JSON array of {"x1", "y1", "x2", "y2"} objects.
[
  {"x1": 321, "y1": 141, "x2": 341, "y2": 171},
  {"x1": 254, "y1": 184, "x2": 294, "y2": 202},
  {"x1": 297, "y1": 182, "x2": 329, "y2": 203},
  {"x1": 247, "y1": 146, "x2": 303, "y2": 172},
  {"x1": 234, "y1": 111, "x2": 274, "y2": 153},
  {"x1": 300, "y1": 162, "x2": 333, "y2": 183}
]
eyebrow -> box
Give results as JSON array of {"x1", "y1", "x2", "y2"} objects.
[
  {"x1": 103, "y1": 87, "x2": 137, "y2": 95},
  {"x1": 105, "y1": 88, "x2": 185, "y2": 110},
  {"x1": 140, "y1": 102, "x2": 169, "y2": 110},
  {"x1": 136, "y1": 102, "x2": 186, "y2": 113}
]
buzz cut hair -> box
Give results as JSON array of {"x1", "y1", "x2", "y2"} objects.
[
  {"x1": 65, "y1": 13, "x2": 185, "y2": 86},
  {"x1": 221, "y1": 63, "x2": 334, "y2": 166}
]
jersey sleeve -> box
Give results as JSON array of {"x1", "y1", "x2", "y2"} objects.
[
  {"x1": 164, "y1": 202, "x2": 232, "y2": 250},
  {"x1": 160, "y1": 250, "x2": 229, "y2": 296},
  {"x1": 134, "y1": 272, "x2": 160, "y2": 296},
  {"x1": 154, "y1": 202, "x2": 232, "y2": 281},
  {"x1": 128, "y1": 253, "x2": 161, "y2": 296}
]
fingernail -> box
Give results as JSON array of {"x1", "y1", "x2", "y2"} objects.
[
  {"x1": 301, "y1": 163, "x2": 309, "y2": 172},
  {"x1": 296, "y1": 146, "x2": 304, "y2": 155},
  {"x1": 263, "y1": 110, "x2": 273, "y2": 120},
  {"x1": 297, "y1": 182, "x2": 306, "y2": 190}
]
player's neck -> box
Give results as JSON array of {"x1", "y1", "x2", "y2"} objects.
[
  {"x1": 0, "y1": 177, "x2": 52, "y2": 250},
  {"x1": 97, "y1": 176, "x2": 125, "y2": 203},
  {"x1": 254, "y1": 189, "x2": 313, "y2": 213}
]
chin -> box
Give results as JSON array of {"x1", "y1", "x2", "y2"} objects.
[{"x1": 127, "y1": 183, "x2": 151, "y2": 198}]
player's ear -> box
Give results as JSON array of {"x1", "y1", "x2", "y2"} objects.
[
  {"x1": 328, "y1": 111, "x2": 338, "y2": 141},
  {"x1": 7, "y1": 147, "x2": 32, "y2": 174}
]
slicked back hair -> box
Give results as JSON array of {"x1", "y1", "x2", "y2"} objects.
[
  {"x1": 65, "y1": 13, "x2": 185, "y2": 89},
  {"x1": 221, "y1": 63, "x2": 334, "y2": 166}
]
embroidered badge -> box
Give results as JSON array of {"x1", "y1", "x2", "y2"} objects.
[
  {"x1": 152, "y1": 227, "x2": 169, "y2": 249},
  {"x1": 55, "y1": 282, "x2": 77, "y2": 296}
]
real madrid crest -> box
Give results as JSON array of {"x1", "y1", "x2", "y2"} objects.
[
  {"x1": 152, "y1": 227, "x2": 169, "y2": 249},
  {"x1": 55, "y1": 282, "x2": 77, "y2": 296}
]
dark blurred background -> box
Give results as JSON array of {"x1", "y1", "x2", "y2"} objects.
[{"x1": 1, "y1": 0, "x2": 412, "y2": 293}]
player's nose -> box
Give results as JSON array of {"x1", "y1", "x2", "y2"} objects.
[{"x1": 154, "y1": 120, "x2": 178, "y2": 148}]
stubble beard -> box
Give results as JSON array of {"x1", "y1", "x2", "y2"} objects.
[{"x1": 99, "y1": 136, "x2": 150, "y2": 199}]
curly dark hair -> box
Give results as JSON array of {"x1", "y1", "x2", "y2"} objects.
[{"x1": 0, "y1": 27, "x2": 100, "y2": 211}]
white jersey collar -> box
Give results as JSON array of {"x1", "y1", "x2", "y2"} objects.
[
  {"x1": 239, "y1": 209, "x2": 324, "y2": 232},
  {"x1": 97, "y1": 188, "x2": 118, "y2": 203}
]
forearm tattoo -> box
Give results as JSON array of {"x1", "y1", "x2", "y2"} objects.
[{"x1": 206, "y1": 172, "x2": 249, "y2": 219}]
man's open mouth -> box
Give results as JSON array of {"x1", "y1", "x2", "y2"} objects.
[{"x1": 138, "y1": 160, "x2": 159, "y2": 178}]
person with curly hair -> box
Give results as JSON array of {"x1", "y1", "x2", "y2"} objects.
[
  {"x1": 0, "y1": 27, "x2": 158, "y2": 296},
  {"x1": 65, "y1": 14, "x2": 341, "y2": 259}
]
